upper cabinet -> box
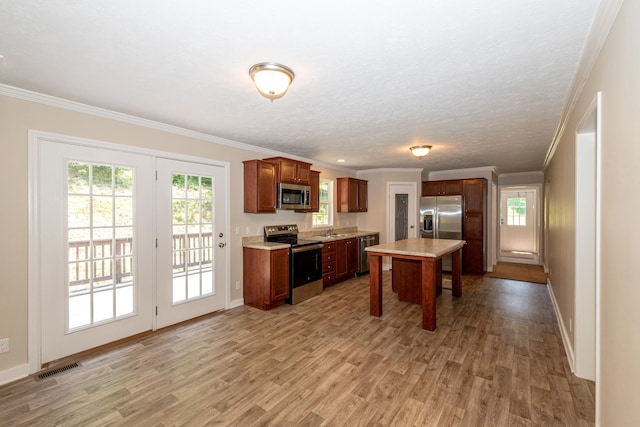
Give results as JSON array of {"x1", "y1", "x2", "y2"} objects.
[
  {"x1": 263, "y1": 157, "x2": 312, "y2": 185},
  {"x1": 243, "y1": 160, "x2": 276, "y2": 213},
  {"x1": 421, "y1": 179, "x2": 463, "y2": 196},
  {"x1": 295, "y1": 170, "x2": 321, "y2": 213},
  {"x1": 337, "y1": 177, "x2": 368, "y2": 212}
]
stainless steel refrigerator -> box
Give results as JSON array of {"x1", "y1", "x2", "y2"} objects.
[{"x1": 419, "y1": 195, "x2": 463, "y2": 271}]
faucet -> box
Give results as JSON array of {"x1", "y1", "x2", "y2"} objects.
[{"x1": 325, "y1": 228, "x2": 333, "y2": 237}]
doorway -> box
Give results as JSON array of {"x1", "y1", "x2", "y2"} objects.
[
  {"x1": 387, "y1": 182, "x2": 417, "y2": 244},
  {"x1": 30, "y1": 133, "x2": 229, "y2": 368},
  {"x1": 498, "y1": 185, "x2": 541, "y2": 265},
  {"x1": 574, "y1": 93, "x2": 601, "y2": 382}
]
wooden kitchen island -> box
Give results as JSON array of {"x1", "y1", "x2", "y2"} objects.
[{"x1": 366, "y1": 238, "x2": 465, "y2": 331}]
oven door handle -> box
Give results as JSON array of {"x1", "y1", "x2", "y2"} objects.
[{"x1": 291, "y1": 244, "x2": 324, "y2": 253}]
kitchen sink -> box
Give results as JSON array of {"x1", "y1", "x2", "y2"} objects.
[{"x1": 314, "y1": 233, "x2": 351, "y2": 238}]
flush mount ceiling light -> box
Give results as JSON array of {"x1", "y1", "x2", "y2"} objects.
[
  {"x1": 410, "y1": 145, "x2": 432, "y2": 158},
  {"x1": 249, "y1": 62, "x2": 295, "y2": 101}
]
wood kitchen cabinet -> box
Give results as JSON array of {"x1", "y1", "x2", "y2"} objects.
[
  {"x1": 421, "y1": 179, "x2": 463, "y2": 196},
  {"x1": 243, "y1": 247, "x2": 290, "y2": 310},
  {"x1": 462, "y1": 178, "x2": 487, "y2": 274},
  {"x1": 337, "y1": 177, "x2": 368, "y2": 212},
  {"x1": 263, "y1": 157, "x2": 312, "y2": 185},
  {"x1": 243, "y1": 160, "x2": 276, "y2": 213},
  {"x1": 336, "y1": 238, "x2": 358, "y2": 281},
  {"x1": 295, "y1": 170, "x2": 320, "y2": 213},
  {"x1": 321, "y1": 241, "x2": 336, "y2": 287}
]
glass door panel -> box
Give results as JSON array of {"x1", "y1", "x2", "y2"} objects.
[{"x1": 156, "y1": 159, "x2": 226, "y2": 328}]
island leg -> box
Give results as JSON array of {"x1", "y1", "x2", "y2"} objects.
[
  {"x1": 370, "y1": 254, "x2": 383, "y2": 317},
  {"x1": 421, "y1": 258, "x2": 437, "y2": 331},
  {"x1": 451, "y1": 248, "x2": 462, "y2": 297}
]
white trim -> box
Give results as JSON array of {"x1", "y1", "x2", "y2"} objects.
[
  {"x1": 498, "y1": 171, "x2": 544, "y2": 179},
  {"x1": 386, "y1": 181, "x2": 418, "y2": 269},
  {"x1": 428, "y1": 166, "x2": 497, "y2": 179},
  {"x1": 574, "y1": 94, "x2": 599, "y2": 382},
  {"x1": 227, "y1": 298, "x2": 245, "y2": 310},
  {"x1": 0, "y1": 364, "x2": 30, "y2": 386},
  {"x1": 594, "y1": 91, "x2": 603, "y2": 426},
  {"x1": 357, "y1": 168, "x2": 423, "y2": 175},
  {"x1": 0, "y1": 83, "x2": 353, "y2": 174},
  {"x1": 544, "y1": 0, "x2": 624, "y2": 167},
  {"x1": 547, "y1": 279, "x2": 576, "y2": 373},
  {"x1": 28, "y1": 129, "x2": 233, "y2": 373},
  {"x1": 28, "y1": 133, "x2": 42, "y2": 374}
]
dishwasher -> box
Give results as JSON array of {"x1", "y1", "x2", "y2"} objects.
[{"x1": 357, "y1": 234, "x2": 378, "y2": 275}]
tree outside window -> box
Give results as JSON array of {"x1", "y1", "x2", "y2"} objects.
[
  {"x1": 507, "y1": 197, "x2": 526, "y2": 226},
  {"x1": 312, "y1": 180, "x2": 333, "y2": 227}
]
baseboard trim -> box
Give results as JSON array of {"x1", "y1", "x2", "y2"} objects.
[
  {"x1": 547, "y1": 278, "x2": 575, "y2": 372},
  {"x1": 227, "y1": 298, "x2": 244, "y2": 309},
  {"x1": 0, "y1": 363, "x2": 30, "y2": 387}
]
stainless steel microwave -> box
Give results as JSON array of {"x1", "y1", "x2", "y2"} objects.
[{"x1": 277, "y1": 183, "x2": 311, "y2": 210}]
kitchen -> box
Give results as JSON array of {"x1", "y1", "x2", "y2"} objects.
[{"x1": 0, "y1": 1, "x2": 638, "y2": 425}]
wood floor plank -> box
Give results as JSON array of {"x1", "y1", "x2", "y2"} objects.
[{"x1": 0, "y1": 272, "x2": 595, "y2": 426}]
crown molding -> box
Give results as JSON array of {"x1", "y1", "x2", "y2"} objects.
[
  {"x1": 0, "y1": 83, "x2": 356, "y2": 173},
  {"x1": 544, "y1": 0, "x2": 625, "y2": 167},
  {"x1": 498, "y1": 171, "x2": 544, "y2": 178},
  {"x1": 357, "y1": 168, "x2": 423, "y2": 175},
  {"x1": 429, "y1": 166, "x2": 497, "y2": 176}
]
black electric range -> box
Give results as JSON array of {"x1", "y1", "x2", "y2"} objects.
[{"x1": 264, "y1": 225, "x2": 323, "y2": 304}]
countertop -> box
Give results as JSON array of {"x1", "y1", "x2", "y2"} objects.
[
  {"x1": 242, "y1": 230, "x2": 380, "y2": 250},
  {"x1": 300, "y1": 230, "x2": 379, "y2": 242},
  {"x1": 365, "y1": 238, "x2": 465, "y2": 258}
]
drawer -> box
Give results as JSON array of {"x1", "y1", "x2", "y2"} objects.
[
  {"x1": 323, "y1": 271, "x2": 336, "y2": 287},
  {"x1": 322, "y1": 252, "x2": 335, "y2": 264},
  {"x1": 323, "y1": 242, "x2": 335, "y2": 253},
  {"x1": 322, "y1": 261, "x2": 336, "y2": 274}
]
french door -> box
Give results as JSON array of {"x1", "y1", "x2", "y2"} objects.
[
  {"x1": 38, "y1": 140, "x2": 228, "y2": 363},
  {"x1": 39, "y1": 141, "x2": 154, "y2": 363},
  {"x1": 155, "y1": 158, "x2": 226, "y2": 328}
]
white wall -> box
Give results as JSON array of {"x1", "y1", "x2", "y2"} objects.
[
  {"x1": 545, "y1": 0, "x2": 639, "y2": 424},
  {"x1": 0, "y1": 89, "x2": 367, "y2": 381},
  {"x1": 356, "y1": 168, "x2": 423, "y2": 245}
]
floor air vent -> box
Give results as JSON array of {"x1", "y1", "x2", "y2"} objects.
[{"x1": 35, "y1": 362, "x2": 81, "y2": 381}]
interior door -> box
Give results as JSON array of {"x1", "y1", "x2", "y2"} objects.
[
  {"x1": 155, "y1": 158, "x2": 227, "y2": 328},
  {"x1": 499, "y1": 188, "x2": 538, "y2": 259},
  {"x1": 39, "y1": 141, "x2": 154, "y2": 363},
  {"x1": 388, "y1": 183, "x2": 417, "y2": 242}
]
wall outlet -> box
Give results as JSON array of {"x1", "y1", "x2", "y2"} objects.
[
  {"x1": 235, "y1": 280, "x2": 241, "y2": 290},
  {"x1": 245, "y1": 226, "x2": 251, "y2": 235},
  {"x1": 235, "y1": 226, "x2": 240, "y2": 236},
  {"x1": 0, "y1": 338, "x2": 9, "y2": 353}
]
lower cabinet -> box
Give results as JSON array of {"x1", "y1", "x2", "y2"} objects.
[
  {"x1": 322, "y1": 242, "x2": 336, "y2": 288},
  {"x1": 336, "y1": 238, "x2": 358, "y2": 282},
  {"x1": 243, "y1": 247, "x2": 289, "y2": 310},
  {"x1": 323, "y1": 238, "x2": 359, "y2": 286}
]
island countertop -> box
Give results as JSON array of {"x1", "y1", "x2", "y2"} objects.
[{"x1": 365, "y1": 238, "x2": 465, "y2": 258}]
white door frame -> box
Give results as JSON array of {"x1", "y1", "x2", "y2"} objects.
[
  {"x1": 28, "y1": 130, "x2": 230, "y2": 373},
  {"x1": 497, "y1": 184, "x2": 542, "y2": 265},
  {"x1": 386, "y1": 182, "x2": 418, "y2": 269},
  {"x1": 574, "y1": 92, "x2": 601, "y2": 385}
]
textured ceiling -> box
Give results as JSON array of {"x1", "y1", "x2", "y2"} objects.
[{"x1": 0, "y1": 1, "x2": 600, "y2": 173}]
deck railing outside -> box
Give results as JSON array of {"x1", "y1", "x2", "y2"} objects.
[{"x1": 68, "y1": 232, "x2": 213, "y2": 286}]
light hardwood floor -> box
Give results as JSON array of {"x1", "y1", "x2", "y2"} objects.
[{"x1": 0, "y1": 272, "x2": 595, "y2": 426}]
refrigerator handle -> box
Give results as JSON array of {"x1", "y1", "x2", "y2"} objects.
[{"x1": 434, "y1": 206, "x2": 438, "y2": 239}]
